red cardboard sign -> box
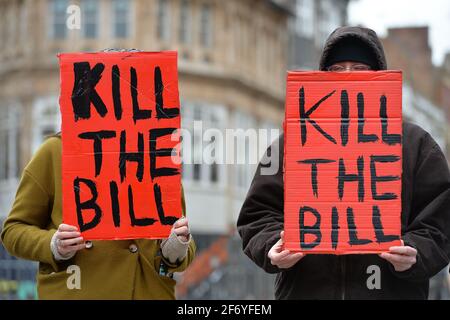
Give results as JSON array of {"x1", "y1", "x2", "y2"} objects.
[
  {"x1": 284, "y1": 71, "x2": 403, "y2": 254},
  {"x1": 59, "y1": 52, "x2": 182, "y2": 240}
]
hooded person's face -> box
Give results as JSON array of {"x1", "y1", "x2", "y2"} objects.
[
  {"x1": 320, "y1": 26, "x2": 387, "y2": 71},
  {"x1": 326, "y1": 61, "x2": 372, "y2": 72}
]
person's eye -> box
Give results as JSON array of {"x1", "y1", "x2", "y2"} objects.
[
  {"x1": 353, "y1": 65, "x2": 370, "y2": 71},
  {"x1": 329, "y1": 66, "x2": 344, "y2": 72}
]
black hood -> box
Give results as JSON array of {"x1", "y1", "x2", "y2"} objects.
[{"x1": 319, "y1": 26, "x2": 388, "y2": 71}]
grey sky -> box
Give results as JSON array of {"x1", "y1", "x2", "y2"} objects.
[{"x1": 348, "y1": 0, "x2": 450, "y2": 66}]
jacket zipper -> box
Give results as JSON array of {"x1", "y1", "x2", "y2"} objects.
[{"x1": 341, "y1": 256, "x2": 346, "y2": 300}]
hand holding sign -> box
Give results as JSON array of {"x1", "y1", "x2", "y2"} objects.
[
  {"x1": 53, "y1": 224, "x2": 86, "y2": 259},
  {"x1": 379, "y1": 240, "x2": 418, "y2": 272},
  {"x1": 160, "y1": 217, "x2": 191, "y2": 264},
  {"x1": 268, "y1": 231, "x2": 305, "y2": 269},
  {"x1": 172, "y1": 217, "x2": 190, "y2": 242}
]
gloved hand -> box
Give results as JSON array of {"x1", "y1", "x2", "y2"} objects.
[
  {"x1": 50, "y1": 224, "x2": 86, "y2": 261},
  {"x1": 160, "y1": 217, "x2": 191, "y2": 264}
]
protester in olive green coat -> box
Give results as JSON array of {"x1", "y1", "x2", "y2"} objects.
[{"x1": 1, "y1": 136, "x2": 196, "y2": 299}]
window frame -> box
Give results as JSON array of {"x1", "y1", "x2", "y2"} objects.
[
  {"x1": 81, "y1": 0, "x2": 99, "y2": 39},
  {"x1": 199, "y1": 2, "x2": 213, "y2": 48},
  {"x1": 157, "y1": 0, "x2": 171, "y2": 41},
  {"x1": 50, "y1": 0, "x2": 69, "y2": 39},
  {"x1": 112, "y1": 0, "x2": 131, "y2": 39},
  {"x1": 179, "y1": 0, "x2": 192, "y2": 44}
]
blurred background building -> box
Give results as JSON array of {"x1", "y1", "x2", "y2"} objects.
[
  {"x1": 0, "y1": 0, "x2": 449, "y2": 299},
  {"x1": 289, "y1": 0, "x2": 350, "y2": 69},
  {"x1": 382, "y1": 26, "x2": 448, "y2": 153}
]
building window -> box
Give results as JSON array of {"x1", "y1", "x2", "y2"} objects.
[
  {"x1": 157, "y1": 0, "x2": 170, "y2": 41},
  {"x1": 179, "y1": 0, "x2": 191, "y2": 44},
  {"x1": 0, "y1": 130, "x2": 9, "y2": 181},
  {"x1": 113, "y1": 0, "x2": 130, "y2": 38},
  {"x1": 236, "y1": 136, "x2": 250, "y2": 189},
  {"x1": 0, "y1": 105, "x2": 20, "y2": 182},
  {"x1": 181, "y1": 102, "x2": 226, "y2": 187},
  {"x1": 210, "y1": 161, "x2": 218, "y2": 182},
  {"x1": 0, "y1": 104, "x2": 21, "y2": 242},
  {"x1": 296, "y1": 0, "x2": 314, "y2": 38},
  {"x1": 193, "y1": 110, "x2": 202, "y2": 182},
  {"x1": 317, "y1": 0, "x2": 342, "y2": 46},
  {"x1": 32, "y1": 97, "x2": 61, "y2": 154},
  {"x1": 233, "y1": 111, "x2": 257, "y2": 190},
  {"x1": 208, "y1": 113, "x2": 220, "y2": 183},
  {"x1": 193, "y1": 163, "x2": 201, "y2": 181},
  {"x1": 0, "y1": 4, "x2": 4, "y2": 51},
  {"x1": 51, "y1": 0, "x2": 68, "y2": 39},
  {"x1": 199, "y1": 3, "x2": 212, "y2": 48},
  {"x1": 19, "y1": 1, "x2": 30, "y2": 47},
  {"x1": 82, "y1": 0, "x2": 98, "y2": 38}
]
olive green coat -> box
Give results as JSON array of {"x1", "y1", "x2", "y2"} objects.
[{"x1": 1, "y1": 137, "x2": 195, "y2": 300}]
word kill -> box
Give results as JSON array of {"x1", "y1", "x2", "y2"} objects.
[{"x1": 72, "y1": 61, "x2": 179, "y2": 122}]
